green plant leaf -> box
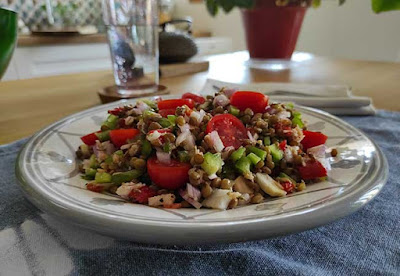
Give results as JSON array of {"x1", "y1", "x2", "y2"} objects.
[
  {"x1": 372, "y1": 0, "x2": 400, "y2": 13},
  {"x1": 339, "y1": 0, "x2": 346, "y2": 5},
  {"x1": 312, "y1": 0, "x2": 321, "y2": 8},
  {"x1": 219, "y1": 0, "x2": 235, "y2": 13},
  {"x1": 234, "y1": 0, "x2": 254, "y2": 9},
  {"x1": 206, "y1": 0, "x2": 219, "y2": 16}
]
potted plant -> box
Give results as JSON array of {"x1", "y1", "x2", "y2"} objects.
[{"x1": 205, "y1": 0, "x2": 400, "y2": 59}]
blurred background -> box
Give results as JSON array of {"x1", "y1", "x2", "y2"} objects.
[{"x1": 2, "y1": 0, "x2": 400, "y2": 81}]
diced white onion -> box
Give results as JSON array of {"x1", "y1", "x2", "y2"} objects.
[
  {"x1": 209, "y1": 131, "x2": 224, "y2": 152},
  {"x1": 179, "y1": 190, "x2": 202, "y2": 209},
  {"x1": 307, "y1": 145, "x2": 330, "y2": 171},
  {"x1": 284, "y1": 147, "x2": 293, "y2": 163},
  {"x1": 156, "y1": 151, "x2": 171, "y2": 164},
  {"x1": 307, "y1": 145, "x2": 327, "y2": 159},
  {"x1": 277, "y1": 110, "x2": 291, "y2": 119},
  {"x1": 103, "y1": 141, "x2": 116, "y2": 155},
  {"x1": 247, "y1": 131, "x2": 258, "y2": 143},
  {"x1": 213, "y1": 94, "x2": 230, "y2": 107},
  {"x1": 202, "y1": 189, "x2": 233, "y2": 210},
  {"x1": 186, "y1": 183, "x2": 201, "y2": 201},
  {"x1": 147, "y1": 130, "x2": 161, "y2": 142},
  {"x1": 179, "y1": 123, "x2": 190, "y2": 132},
  {"x1": 82, "y1": 159, "x2": 91, "y2": 170},
  {"x1": 116, "y1": 183, "x2": 144, "y2": 199},
  {"x1": 176, "y1": 130, "x2": 195, "y2": 151},
  {"x1": 223, "y1": 88, "x2": 237, "y2": 98},
  {"x1": 135, "y1": 101, "x2": 150, "y2": 113}
]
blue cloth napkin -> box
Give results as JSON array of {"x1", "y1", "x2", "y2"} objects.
[{"x1": 1, "y1": 111, "x2": 399, "y2": 276}]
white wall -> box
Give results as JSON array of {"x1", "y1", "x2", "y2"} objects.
[
  {"x1": 174, "y1": 0, "x2": 246, "y2": 51},
  {"x1": 174, "y1": 0, "x2": 400, "y2": 62}
]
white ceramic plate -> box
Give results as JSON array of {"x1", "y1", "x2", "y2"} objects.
[{"x1": 16, "y1": 97, "x2": 388, "y2": 245}]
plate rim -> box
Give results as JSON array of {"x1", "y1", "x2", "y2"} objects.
[{"x1": 15, "y1": 97, "x2": 389, "y2": 237}]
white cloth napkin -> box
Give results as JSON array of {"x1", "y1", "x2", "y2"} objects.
[{"x1": 200, "y1": 79, "x2": 376, "y2": 116}]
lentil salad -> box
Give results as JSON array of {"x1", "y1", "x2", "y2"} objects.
[{"x1": 76, "y1": 89, "x2": 329, "y2": 210}]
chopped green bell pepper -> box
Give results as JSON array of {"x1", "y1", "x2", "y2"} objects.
[
  {"x1": 111, "y1": 170, "x2": 142, "y2": 185},
  {"x1": 142, "y1": 99, "x2": 157, "y2": 109},
  {"x1": 249, "y1": 146, "x2": 267, "y2": 161},
  {"x1": 292, "y1": 111, "x2": 304, "y2": 128},
  {"x1": 95, "y1": 172, "x2": 112, "y2": 183},
  {"x1": 95, "y1": 130, "x2": 110, "y2": 142},
  {"x1": 159, "y1": 118, "x2": 172, "y2": 128},
  {"x1": 167, "y1": 115, "x2": 176, "y2": 126},
  {"x1": 141, "y1": 139, "x2": 152, "y2": 158},
  {"x1": 163, "y1": 142, "x2": 171, "y2": 153},
  {"x1": 84, "y1": 168, "x2": 97, "y2": 180},
  {"x1": 89, "y1": 154, "x2": 98, "y2": 169},
  {"x1": 201, "y1": 152, "x2": 223, "y2": 176},
  {"x1": 229, "y1": 105, "x2": 240, "y2": 117},
  {"x1": 247, "y1": 153, "x2": 261, "y2": 165},
  {"x1": 235, "y1": 156, "x2": 252, "y2": 177},
  {"x1": 101, "y1": 114, "x2": 119, "y2": 130},
  {"x1": 264, "y1": 137, "x2": 271, "y2": 146},
  {"x1": 269, "y1": 144, "x2": 284, "y2": 163},
  {"x1": 231, "y1": 147, "x2": 246, "y2": 162}
]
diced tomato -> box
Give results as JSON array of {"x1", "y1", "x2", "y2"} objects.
[
  {"x1": 301, "y1": 130, "x2": 328, "y2": 150},
  {"x1": 206, "y1": 114, "x2": 247, "y2": 149},
  {"x1": 158, "y1": 99, "x2": 195, "y2": 110},
  {"x1": 182, "y1": 92, "x2": 205, "y2": 104},
  {"x1": 81, "y1": 132, "x2": 98, "y2": 146},
  {"x1": 164, "y1": 203, "x2": 182, "y2": 209},
  {"x1": 298, "y1": 160, "x2": 327, "y2": 180},
  {"x1": 86, "y1": 183, "x2": 104, "y2": 193},
  {"x1": 280, "y1": 181, "x2": 295, "y2": 193},
  {"x1": 110, "y1": 129, "x2": 140, "y2": 148},
  {"x1": 129, "y1": 186, "x2": 157, "y2": 204},
  {"x1": 159, "y1": 108, "x2": 176, "y2": 118},
  {"x1": 230, "y1": 91, "x2": 269, "y2": 114},
  {"x1": 279, "y1": 140, "x2": 287, "y2": 151},
  {"x1": 147, "y1": 157, "x2": 191, "y2": 190},
  {"x1": 108, "y1": 107, "x2": 123, "y2": 116}
]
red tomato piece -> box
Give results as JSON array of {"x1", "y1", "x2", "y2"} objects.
[
  {"x1": 108, "y1": 107, "x2": 123, "y2": 116},
  {"x1": 279, "y1": 140, "x2": 287, "y2": 151},
  {"x1": 129, "y1": 186, "x2": 157, "y2": 204},
  {"x1": 158, "y1": 99, "x2": 195, "y2": 110},
  {"x1": 110, "y1": 129, "x2": 140, "y2": 148},
  {"x1": 147, "y1": 157, "x2": 191, "y2": 190},
  {"x1": 164, "y1": 203, "x2": 182, "y2": 209},
  {"x1": 182, "y1": 92, "x2": 205, "y2": 104},
  {"x1": 81, "y1": 132, "x2": 98, "y2": 146},
  {"x1": 298, "y1": 160, "x2": 327, "y2": 180},
  {"x1": 280, "y1": 181, "x2": 295, "y2": 193},
  {"x1": 86, "y1": 183, "x2": 105, "y2": 193},
  {"x1": 206, "y1": 114, "x2": 247, "y2": 149},
  {"x1": 301, "y1": 130, "x2": 328, "y2": 150},
  {"x1": 230, "y1": 91, "x2": 269, "y2": 114},
  {"x1": 159, "y1": 108, "x2": 176, "y2": 118}
]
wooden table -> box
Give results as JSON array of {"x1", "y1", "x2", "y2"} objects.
[{"x1": 1, "y1": 51, "x2": 399, "y2": 144}]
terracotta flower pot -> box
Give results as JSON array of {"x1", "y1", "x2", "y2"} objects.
[{"x1": 241, "y1": 0, "x2": 308, "y2": 59}]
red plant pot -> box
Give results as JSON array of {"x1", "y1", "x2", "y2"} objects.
[{"x1": 241, "y1": 0, "x2": 308, "y2": 59}]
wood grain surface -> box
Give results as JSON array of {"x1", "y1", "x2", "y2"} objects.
[{"x1": 1, "y1": 51, "x2": 399, "y2": 144}]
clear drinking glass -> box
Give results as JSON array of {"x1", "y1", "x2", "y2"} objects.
[{"x1": 102, "y1": 0, "x2": 159, "y2": 95}]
